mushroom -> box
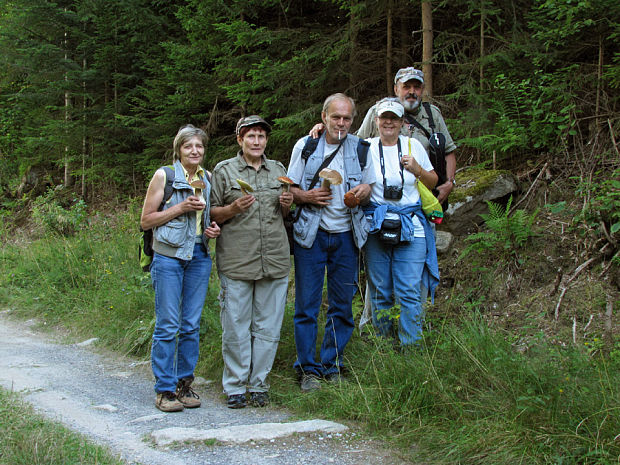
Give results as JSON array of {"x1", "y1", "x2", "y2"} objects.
[
  {"x1": 236, "y1": 178, "x2": 254, "y2": 195},
  {"x1": 344, "y1": 191, "x2": 360, "y2": 208},
  {"x1": 278, "y1": 176, "x2": 294, "y2": 192},
  {"x1": 319, "y1": 168, "x2": 343, "y2": 189}
]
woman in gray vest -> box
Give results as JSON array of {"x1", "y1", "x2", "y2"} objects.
[{"x1": 141, "y1": 124, "x2": 221, "y2": 412}]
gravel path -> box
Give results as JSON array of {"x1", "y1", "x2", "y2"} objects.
[{"x1": 0, "y1": 312, "x2": 408, "y2": 465}]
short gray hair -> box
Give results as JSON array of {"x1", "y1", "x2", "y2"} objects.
[
  {"x1": 322, "y1": 93, "x2": 357, "y2": 119},
  {"x1": 172, "y1": 124, "x2": 208, "y2": 162}
]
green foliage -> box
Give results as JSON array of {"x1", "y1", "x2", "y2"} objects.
[
  {"x1": 0, "y1": 388, "x2": 125, "y2": 465},
  {"x1": 31, "y1": 186, "x2": 88, "y2": 236},
  {"x1": 574, "y1": 168, "x2": 620, "y2": 238},
  {"x1": 459, "y1": 196, "x2": 539, "y2": 263}
]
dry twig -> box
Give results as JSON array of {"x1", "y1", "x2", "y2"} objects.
[
  {"x1": 510, "y1": 162, "x2": 549, "y2": 215},
  {"x1": 554, "y1": 256, "x2": 597, "y2": 320}
]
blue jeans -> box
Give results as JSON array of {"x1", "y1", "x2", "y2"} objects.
[
  {"x1": 150, "y1": 243, "x2": 212, "y2": 393},
  {"x1": 293, "y1": 229, "x2": 358, "y2": 377},
  {"x1": 364, "y1": 234, "x2": 426, "y2": 345}
]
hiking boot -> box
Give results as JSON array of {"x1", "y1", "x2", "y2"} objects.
[
  {"x1": 155, "y1": 391, "x2": 184, "y2": 412},
  {"x1": 324, "y1": 372, "x2": 346, "y2": 384},
  {"x1": 249, "y1": 391, "x2": 269, "y2": 407},
  {"x1": 176, "y1": 377, "x2": 201, "y2": 408},
  {"x1": 227, "y1": 393, "x2": 247, "y2": 409},
  {"x1": 300, "y1": 373, "x2": 321, "y2": 392}
]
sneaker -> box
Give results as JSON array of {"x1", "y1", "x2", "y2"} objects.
[
  {"x1": 227, "y1": 393, "x2": 247, "y2": 409},
  {"x1": 155, "y1": 391, "x2": 184, "y2": 412},
  {"x1": 300, "y1": 373, "x2": 321, "y2": 392},
  {"x1": 176, "y1": 377, "x2": 201, "y2": 408},
  {"x1": 324, "y1": 372, "x2": 346, "y2": 384},
  {"x1": 249, "y1": 391, "x2": 269, "y2": 407}
]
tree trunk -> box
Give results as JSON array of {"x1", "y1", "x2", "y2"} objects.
[
  {"x1": 386, "y1": 0, "x2": 393, "y2": 95},
  {"x1": 349, "y1": 0, "x2": 359, "y2": 91},
  {"x1": 421, "y1": 0, "x2": 433, "y2": 97},
  {"x1": 63, "y1": 13, "x2": 72, "y2": 187},
  {"x1": 480, "y1": 1, "x2": 485, "y2": 92}
]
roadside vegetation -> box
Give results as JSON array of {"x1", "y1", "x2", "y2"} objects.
[
  {"x1": 0, "y1": 186, "x2": 617, "y2": 465},
  {"x1": 0, "y1": 388, "x2": 126, "y2": 465}
]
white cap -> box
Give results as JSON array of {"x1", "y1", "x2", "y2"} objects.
[{"x1": 376, "y1": 98, "x2": 404, "y2": 118}]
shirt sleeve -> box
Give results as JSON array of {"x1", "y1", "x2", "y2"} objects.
[
  {"x1": 209, "y1": 166, "x2": 226, "y2": 208},
  {"x1": 286, "y1": 138, "x2": 307, "y2": 185},
  {"x1": 409, "y1": 137, "x2": 434, "y2": 172},
  {"x1": 355, "y1": 104, "x2": 378, "y2": 139}
]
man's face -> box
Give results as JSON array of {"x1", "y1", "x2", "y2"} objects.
[
  {"x1": 394, "y1": 79, "x2": 423, "y2": 112},
  {"x1": 237, "y1": 127, "x2": 268, "y2": 160},
  {"x1": 321, "y1": 98, "x2": 354, "y2": 144}
]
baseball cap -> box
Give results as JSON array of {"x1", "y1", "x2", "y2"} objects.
[
  {"x1": 376, "y1": 98, "x2": 405, "y2": 118},
  {"x1": 235, "y1": 115, "x2": 271, "y2": 135},
  {"x1": 394, "y1": 67, "x2": 424, "y2": 85}
]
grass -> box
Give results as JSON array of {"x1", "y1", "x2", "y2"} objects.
[
  {"x1": 0, "y1": 387, "x2": 127, "y2": 465},
  {"x1": 0, "y1": 206, "x2": 618, "y2": 464}
]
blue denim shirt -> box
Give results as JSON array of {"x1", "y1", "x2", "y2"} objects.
[{"x1": 364, "y1": 201, "x2": 440, "y2": 301}]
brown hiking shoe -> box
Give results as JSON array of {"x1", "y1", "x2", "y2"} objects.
[
  {"x1": 176, "y1": 377, "x2": 201, "y2": 408},
  {"x1": 155, "y1": 391, "x2": 184, "y2": 412}
]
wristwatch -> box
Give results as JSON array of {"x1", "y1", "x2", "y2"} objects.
[{"x1": 449, "y1": 177, "x2": 456, "y2": 186}]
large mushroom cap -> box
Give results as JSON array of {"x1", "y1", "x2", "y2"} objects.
[
  {"x1": 236, "y1": 178, "x2": 254, "y2": 195},
  {"x1": 344, "y1": 191, "x2": 359, "y2": 208},
  {"x1": 190, "y1": 180, "x2": 206, "y2": 190},
  {"x1": 319, "y1": 168, "x2": 343, "y2": 186},
  {"x1": 277, "y1": 176, "x2": 294, "y2": 186}
]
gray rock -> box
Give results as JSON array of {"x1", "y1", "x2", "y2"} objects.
[
  {"x1": 435, "y1": 230, "x2": 454, "y2": 254},
  {"x1": 151, "y1": 420, "x2": 349, "y2": 446},
  {"x1": 445, "y1": 171, "x2": 518, "y2": 234}
]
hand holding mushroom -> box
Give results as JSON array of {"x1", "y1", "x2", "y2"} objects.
[{"x1": 278, "y1": 176, "x2": 294, "y2": 212}]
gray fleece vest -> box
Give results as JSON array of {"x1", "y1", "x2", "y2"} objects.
[
  {"x1": 153, "y1": 160, "x2": 211, "y2": 260},
  {"x1": 293, "y1": 134, "x2": 369, "y2": 249}
]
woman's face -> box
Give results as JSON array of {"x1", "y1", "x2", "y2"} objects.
[
  {"x1": 377, "y1": 112, "x2": 403, "y2": 140},
  {"x1": 179, "y1": 136, "x2": 205, "y2": 169},
  {"x1": 237, "y1": 127, "x2": 267, "y2": 160}
]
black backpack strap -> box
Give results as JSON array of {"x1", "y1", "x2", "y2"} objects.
[
  {"x1": 301, "y1": 136, "x2": 320, "y2": 163},
  {"x1": 356, "y1": 139, "x2": 369, "y2": 171},
  {"x1": 160, "y1": 165, "x2": 175, "y2": 211},
  {"x1": 422, "y1": 102, "x2": 435, "y2": 132},
  {"x1": 404, "y1": 113, "x2": 431, "y2": 139}
]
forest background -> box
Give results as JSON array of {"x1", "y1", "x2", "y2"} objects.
[{"x1": 0, "y1": 0, "x2": 619, "y2": 464}]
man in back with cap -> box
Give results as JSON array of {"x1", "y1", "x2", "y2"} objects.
[
  {"x1": 356, "y1": 67, "x2": 457, "y2": 211},
  {"x1": 210, "y1": 115, "x2": 293, "y2": 409}
]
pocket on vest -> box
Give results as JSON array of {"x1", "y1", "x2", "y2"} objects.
[{"x1": 154, "y1": 219, "x2": 187, "y2": 247}]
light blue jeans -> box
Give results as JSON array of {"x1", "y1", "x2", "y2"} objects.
[
  {"x1": 364, "y1": 234, "x2": 426, "y2": 346},
  {"x1": 150, "y1": 243, "x2": 212, "y2": 393}
]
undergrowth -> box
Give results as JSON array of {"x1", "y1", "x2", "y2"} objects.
[
  {"x1": 0, "y1": 205, "x2": 618, "y2": 465},
  {"x1": 0, "y1": 388, "x2": 125, "y2": 465}
]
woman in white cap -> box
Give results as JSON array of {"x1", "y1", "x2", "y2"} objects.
[{"x1": 363, "y1": 98, "x2": 440, "y2": 347}]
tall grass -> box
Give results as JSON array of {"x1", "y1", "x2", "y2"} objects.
[
  {"x1": 0, "y1": 207, "x2": 618, "y2": 464},
  {"x1": 0, "y1": 388, "x2": 126, "y2": 465}
]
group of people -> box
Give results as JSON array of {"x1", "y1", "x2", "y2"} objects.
[{"x1": 140, "y1": 67, "x2": 457, "y2": 412}]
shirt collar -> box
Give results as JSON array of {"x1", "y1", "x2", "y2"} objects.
[
  {"x1": 235, "y1": 151, "x2": 269, "y2": 171},
  {"x1": 180, "y1": 163, "x2": 205, "y2": 181}
]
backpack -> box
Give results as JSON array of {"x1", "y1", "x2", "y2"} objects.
[
  {"x1": 300, "y1": 135, "x2": 369, "y2": 170},
  {"x1": 139, "y1": 166, "x2": 175, "y2": 272},
  {"x1": 405, "y1": 103, "x2": 447, "y2": 185}
]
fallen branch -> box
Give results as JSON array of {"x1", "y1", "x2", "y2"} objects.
[
  {"x1": 510, "y1": 162, "x2": 549, "y2": 215},
  {"x1": 554, "y1": 256, "x2": 597, "y2": 320}
]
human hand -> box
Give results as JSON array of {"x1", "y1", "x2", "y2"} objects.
[
  {"x1": 401, "y1": 155, "x2": 422, "y2": 177},
  {"x1": 304, "y1": 186, "x2": 332, "y2": 207},
  {"x1": 435, "y1": 181, "x2": 453, "y2": 204},
  {"x1": 204, "y1": 221, "x2": 221, "y2": 239},
  {"x1": 348, "y1": 184, "x2": 371, "y2": 203},
  {"x1": 279, "y1": 191, "x2": 294, "y2": 209},
  {"x1": 232, "y1": 194, "x2": 256, "y2": 214},
  {"x1": 309, "y1": 123, "x2": 325, "y2": 139},
  {"x1": 180, "y1": 195, "x2": 207, "y2": 213}
]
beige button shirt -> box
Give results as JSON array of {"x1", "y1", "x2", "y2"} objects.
[{"x1": 211, "y1": 152, "x2": 290, "y2": 280}]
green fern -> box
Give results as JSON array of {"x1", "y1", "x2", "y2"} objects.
[{"x1": 458, "y1": 196, "x2": 539, "y2": 262}]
